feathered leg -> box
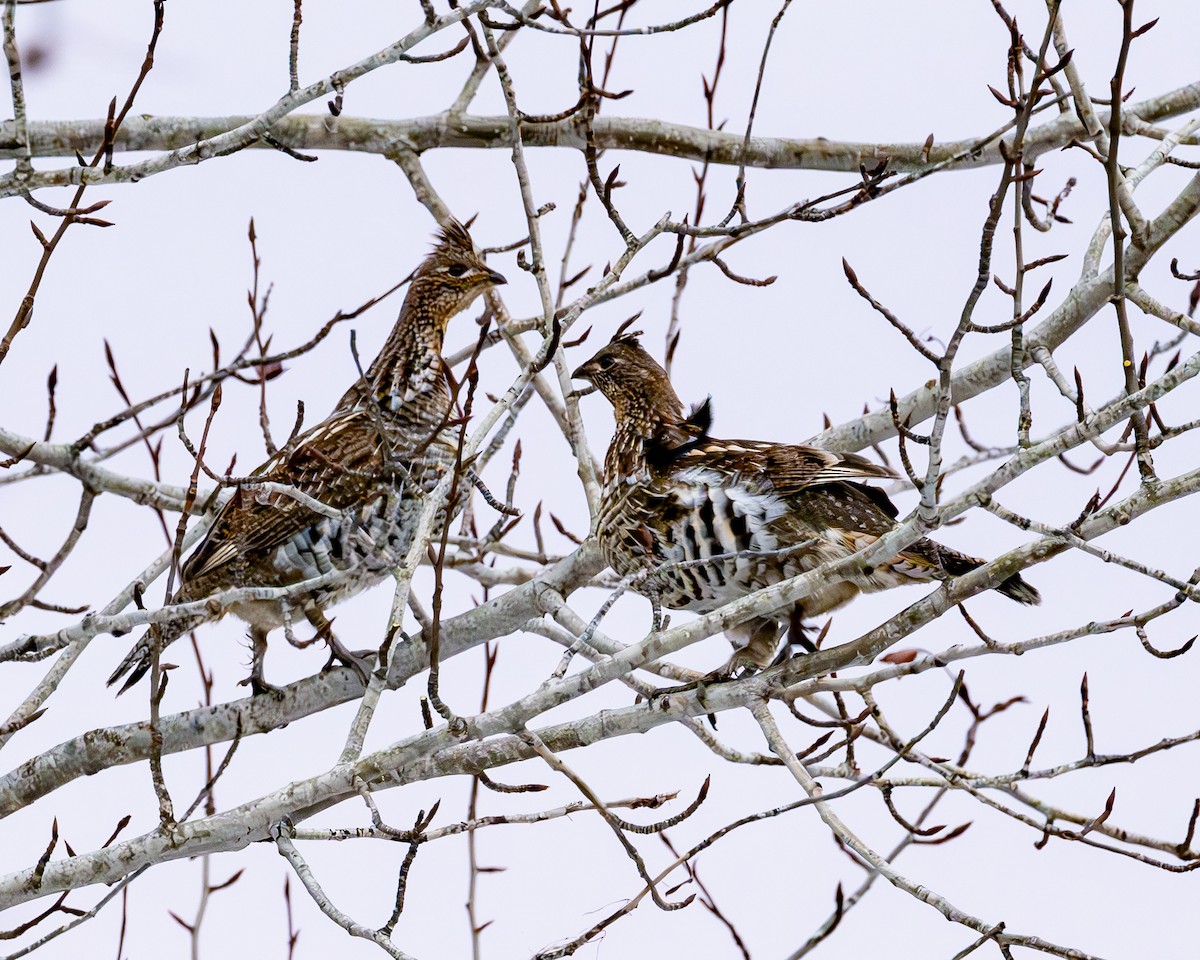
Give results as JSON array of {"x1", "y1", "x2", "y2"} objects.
[
  {"x1": 787, "y1": 606, "x2": 818, "y2": 654},
  {"x1": 304, "y1": 605, "x2": 371, "y2": 684},
  {"x1": 712, "y1": 616, "x2": 787, "y2": 678},
  {"x1": 239, "y1": 627, "x2": 284, "y2": 698}
]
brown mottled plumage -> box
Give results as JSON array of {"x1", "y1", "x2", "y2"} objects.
[
  {"x1": 109, "y1": 221, "x2": 506, "y2": 695},
  {"x1": 573, "y1": 335, "x2": 1039, "y2": 672}
]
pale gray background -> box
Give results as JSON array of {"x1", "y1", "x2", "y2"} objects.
[{"x1": 1, "y1": 2, "x2": 1198, "y2": 958}]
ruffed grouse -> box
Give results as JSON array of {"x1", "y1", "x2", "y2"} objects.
[
  {"x1": 109, "y1": 220, "x2": 506, "y2": 695},
  {"x1": 573, "y1": 334, "x2": 1039, "y2": 671}
]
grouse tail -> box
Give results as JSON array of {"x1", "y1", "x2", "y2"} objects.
[
  {"x1": 936, "y1": 546, "x2": 1041, "y2": 606},
  {"x1": 106, "y1": 631, "x2": 156, "y2": 695}
]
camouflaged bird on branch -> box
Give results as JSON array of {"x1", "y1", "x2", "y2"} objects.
[
  {"x1": 108, "y1": 220, "x2": 507, "y2": 695},
  {"x1": 573, "y1": 333, "x2": 1039, "y2": 674}
]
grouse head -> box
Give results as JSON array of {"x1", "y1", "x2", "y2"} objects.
[
  {"x1": 407, "y1": 218, "x2": 507, "y2": 325},
  {"x1": 572, "y1": 333, "x2": 691, "y2": 428}
]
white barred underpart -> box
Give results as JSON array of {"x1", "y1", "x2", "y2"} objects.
[
  {"x1": 599, "y1": 464, "x2": 933, "y2": 619},
  {"x1": 230, "y1": 421, "x2": 457, "y2": 634}
]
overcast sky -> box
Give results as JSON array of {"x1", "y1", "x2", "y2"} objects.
[{"x1": 1, "y1": 2, "x2": 1199, "y2": 958}]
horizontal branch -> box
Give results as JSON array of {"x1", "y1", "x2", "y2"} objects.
[
  {"x1": 0, "y1": 78, "x2": 1196, "y2": 191},
  {"x1": 8, "y1": 327, "x2": 1199, "y2": 818},
  {"x1": 0, "y1": 543, "x2": 604, "y2": 819},
  {"x1": 0, "y1": 0, "x2": 498, "y2": 199},
  {"x1": 0, "y1": 640, "x2": 880, "y2": 911},
  {"x1": 5, "y1": 460, "x2": 1199, "y2": 908},
  {"x1": 0, "y1": 425, "x2": 193, "y2": 512}
]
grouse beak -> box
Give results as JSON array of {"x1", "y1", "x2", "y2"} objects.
[
  {"x1": 486, "y1": 269, "x2": 507, "y2": 286},
  {"x1": 568, "y1": 361, "x2": 597, "y2": 400}
]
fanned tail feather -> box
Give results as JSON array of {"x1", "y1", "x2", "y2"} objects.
[
  {"x1": 995, "y1": 572, "x2": 1041, "y2": 605},
  {"x1": 936, "y1": 546, "x2": 1041, "y2": 605},
  {"x1": 107, "y1": 613, "x2": 196, "y2": 695},
  {"x1": 106, "y1": 632, "x2": 155, "y2": 695}
]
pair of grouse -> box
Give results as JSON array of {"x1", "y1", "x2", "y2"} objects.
[{"x1": 109, "y1": 223, "x2": 1037, "y2": 694}]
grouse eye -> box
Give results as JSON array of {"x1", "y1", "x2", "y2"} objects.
[
  {"x1": 597, "y1": 355, "x2": 616, "y2": 370},
  {"x1": 447, "y1": 264, "x2": 468, "y2": 278}
]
